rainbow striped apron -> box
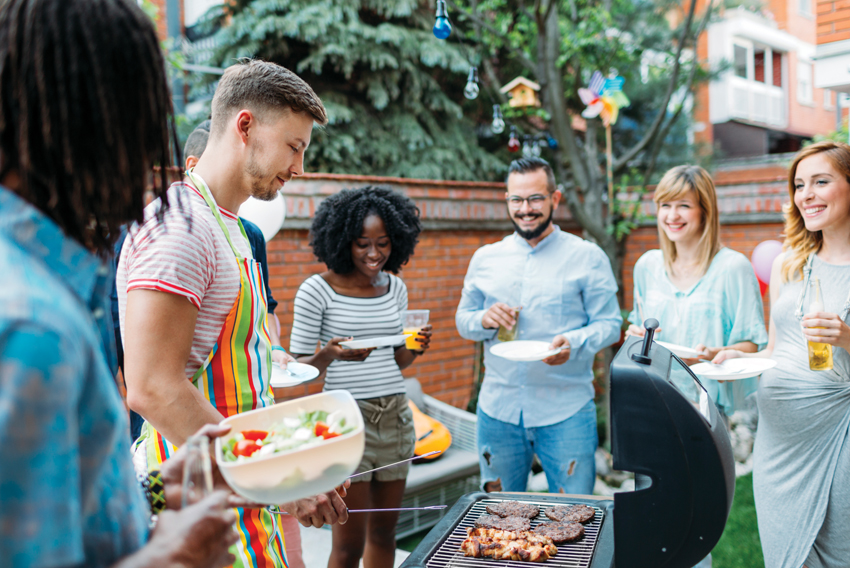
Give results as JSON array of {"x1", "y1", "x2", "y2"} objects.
[{"x1": 133, "y1": 171, "x2": 286, "y2": 568}]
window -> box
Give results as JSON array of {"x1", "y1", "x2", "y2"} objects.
[
  {"x1": 825, "y1": 89, "x2": 835, "y2": 110},
  {"x1": 798, "y1": 61, "x2": 813, "y2": 104},
  {"x1": 734, "y1": 44, "x2": 748, "y2": 79},
  {"x1": 799, "y1": 0, "x2": 812, "y2": 16}
]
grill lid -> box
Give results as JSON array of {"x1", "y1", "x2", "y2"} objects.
[{"x1": 610, "y1": 332, "x2": 735, "y2": 568}]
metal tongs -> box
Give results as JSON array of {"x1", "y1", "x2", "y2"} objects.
[{"x1": 267, "y1": 450, "x2": 445, "y2": 515}]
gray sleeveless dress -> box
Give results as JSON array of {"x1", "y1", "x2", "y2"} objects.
[{"x1": 754, "y1": 255, "x2": 850, "y2": 568}]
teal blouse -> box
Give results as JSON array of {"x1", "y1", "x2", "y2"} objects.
[{"x1": 628, "y1": 247, "x2": 769, "y2": 413}]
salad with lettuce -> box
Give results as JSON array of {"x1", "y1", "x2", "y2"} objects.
[{"x1": 222, "y1": 409, "x2": 355, "y2": 463}]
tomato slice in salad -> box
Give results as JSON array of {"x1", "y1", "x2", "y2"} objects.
[
  {"x1": 314, "y1": 421, "x2": 330, "y2": 438},
  {"x1": 241, "y1": 430, "x2": 269, "y2": 442},
  {"x1": 234, "y1": 439, "x2": 261, "y2": 457}
]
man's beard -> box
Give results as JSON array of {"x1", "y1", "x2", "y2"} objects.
[
  {"x1": 511, "y1": 208, "x2": 554, "y2": 240},
  {"x1": 245, "y1": 145, "x2": 280, "y2": 202}
]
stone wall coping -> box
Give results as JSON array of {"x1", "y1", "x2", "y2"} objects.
[{"x1": 298, "y1": 172, "x2": 505, "y2": 190}]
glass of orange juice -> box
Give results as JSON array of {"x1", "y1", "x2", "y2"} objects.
[{"x1": 403, "y1": 309, "x2": 430, "y2": 350}]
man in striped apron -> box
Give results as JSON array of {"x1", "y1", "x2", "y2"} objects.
[{"x1": 119, "y1": 60, "x2": 346, "y2": 568}]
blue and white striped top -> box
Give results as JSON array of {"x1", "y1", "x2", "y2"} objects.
[{"x1": 289, "y1": 274, "x2": 408, "y2": 400}]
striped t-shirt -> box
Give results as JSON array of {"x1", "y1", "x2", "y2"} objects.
[
  {"x1": 289, "y1": 274, "x2": 408, "y2": 400},
  {"x1": 117, "y1": 180, "x2": 251, "y2": 379}
]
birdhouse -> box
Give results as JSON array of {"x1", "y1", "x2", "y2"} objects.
[{"x1": 500, "y1": 77, "x2": 541, "y2": 108}]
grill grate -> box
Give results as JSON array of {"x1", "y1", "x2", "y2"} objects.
[{"x1": 425, "y1": 498, "x2": 604, "y2": 568}]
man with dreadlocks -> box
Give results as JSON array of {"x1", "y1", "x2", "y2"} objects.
[
  {"x1": 118, "y1": 60, "x2": 348, "y2": 567},
  {"x1": 0, "y1": 0, "x2": 242, "y2": 566}
]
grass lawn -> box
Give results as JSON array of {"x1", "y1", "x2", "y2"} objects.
[{"x1": 713, "y1": 473, "x2": 764, "y2": 568}]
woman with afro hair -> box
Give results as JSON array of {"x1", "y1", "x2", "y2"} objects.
[{"x1": 288, "y1": 185, "x2": 431, "y2": 567}]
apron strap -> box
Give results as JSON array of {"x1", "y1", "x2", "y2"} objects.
[{"x1": 186, "y1": 169, "x2": 252, "y2": 260}]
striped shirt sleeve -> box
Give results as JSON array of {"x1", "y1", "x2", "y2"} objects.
[{"x1": 124, "y1": 204, "x2": 215, "y2": 309}]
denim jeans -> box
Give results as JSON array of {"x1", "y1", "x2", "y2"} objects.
[{"x1": 476, "y1": 399, "x2": 598, "y2": 494}]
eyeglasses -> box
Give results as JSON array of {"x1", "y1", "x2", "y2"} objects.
[{"x1": 506, "y1": 194, "x2": 549, "y2": 210}]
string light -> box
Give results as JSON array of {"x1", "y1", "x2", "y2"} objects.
[
  {"x1": 433, "y1": 0, "x2": 452, "y2": 40},
  {"x1": 547, "y1": 133, "x2": 559, "y2": 150},
  {"x1": 491, "y1": 105, "x2": 505, "y2": 134},
  {"x1": 464, "y1": 67, "x2": 479, "y2": 100},
  {"x1": 508, "y1": 127, "x2": 520, "y2": 152}
]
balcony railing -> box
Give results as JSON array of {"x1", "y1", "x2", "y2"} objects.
[{"x1": 727, "y1": 76, "x2": 787, "y2": 127}]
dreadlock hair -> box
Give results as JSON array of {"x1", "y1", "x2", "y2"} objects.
[
  {"x1": 0, "y1": 0, "x2": 175, "y2": 256},
  {"x1": 309, "y1": 186, "x2": 422, "y2": 274}
]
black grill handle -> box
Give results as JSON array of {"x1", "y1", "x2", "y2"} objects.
[{"x1": 631, "y1": 318, "x2": 659, "y2": 365}]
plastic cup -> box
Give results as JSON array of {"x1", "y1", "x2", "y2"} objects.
[
  {"x1": 403, "y1": 310, "x2": 430, "y2": 350},
  {"x1": 497, "y1": 307, "x2": 520, "y2": 342}
]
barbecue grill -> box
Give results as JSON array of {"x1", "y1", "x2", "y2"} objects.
[{"x1": 402, "y1": 319, "x2": 736, "y2": 568}]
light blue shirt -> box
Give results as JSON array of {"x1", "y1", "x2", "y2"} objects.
[
  {"x1": 628, "y1": 248, "x2": 768, "y2": 413},
  {"x1": 0, "y1": 187, "x2": 149, "y2": 567},
  {"x1": 456, "y1": 226, "x2": 622, "y2": 427}
]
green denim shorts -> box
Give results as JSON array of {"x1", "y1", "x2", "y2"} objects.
[{"x1": 353, "y1": 393, "x2": 415, "y2": 483}]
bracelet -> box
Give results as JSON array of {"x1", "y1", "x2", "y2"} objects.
[
  {"x1": 147, "y1": 470, "x2": 167, "y2": 514},
  {"x1": 271, "y1": 346, "x2": 287, "y2": 353}
]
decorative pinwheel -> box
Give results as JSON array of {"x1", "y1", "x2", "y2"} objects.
[
  {"x1": 578, "y1": 71, "x2": 631, "y2": 205},
  {"x1": 578, "y1": 71, "x2": 631, "y2": 127}
]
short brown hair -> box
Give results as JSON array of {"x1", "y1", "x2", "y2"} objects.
[{"x1": 210, "y1": 60, "x2": 327, "y2": 137}]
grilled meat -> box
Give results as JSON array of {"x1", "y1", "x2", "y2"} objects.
[
  {"x1": 485, "y1": 501, "x2": 539, "y2": 519},
  {"x1": 466, "y1": 526, "x2": 556, "y2": 548},
  {"x1": 460, "y1": 535, "x2": 556, "y2": 561},
  {"x1": 533, "y1": 521, "x2": 585, "y2": 543},
  {"x1": 544, "y1": 504, "x2": 596, "y2": 524},
  {"x1": 475, "y1": 514, "x2": 531, "y2": 531}
]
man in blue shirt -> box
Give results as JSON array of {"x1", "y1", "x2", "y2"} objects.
[{"x1": 456, "y1": 157, "x2": 622, "y2": 494}]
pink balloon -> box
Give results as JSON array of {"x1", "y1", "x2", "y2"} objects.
[{"x1": 751, "y1": 240, "x2": 783, "y2": 284}]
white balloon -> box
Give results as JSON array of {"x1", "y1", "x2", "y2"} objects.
[{"x1": 237, "y1": 192, "x2": 287, "y2": 242}]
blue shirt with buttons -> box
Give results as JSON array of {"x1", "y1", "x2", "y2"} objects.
[
  {"x1": 0, "y1": 186, "x2": 149, "y2": 566},
  {"x1": 456, "y1": 225, "x2": 622, "y2": 427}
]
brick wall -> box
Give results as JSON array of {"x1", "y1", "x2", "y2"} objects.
[
  {"x1": 267, "y1": 163, "x2": 790, "y2": 409},
  {"x1": 817, "y1": 0, "x2": 850, "y2": 44}
]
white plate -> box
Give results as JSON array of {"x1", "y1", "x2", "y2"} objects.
[
  {"x1": 690, "y1": 358, "x2": 777, "y2": 380},
  {"x1": 656, "y1": 341, "x2": 703, "y2": 359},
  {"x1": 270, "y1": 361, "x2": 320, "y2": 389},
  {"x1": 339, "y1": 334, "x2": 411, "y2": 350},
  {"x1": 489, "y1": 340, "x2": 562, "y2": 362}
]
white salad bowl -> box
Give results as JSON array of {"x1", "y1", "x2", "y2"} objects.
[{"x1": 215, "y1": 390, "x2": 365, "y2": 505}]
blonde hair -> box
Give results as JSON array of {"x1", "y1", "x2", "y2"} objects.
[
  {"x1": 653, "y1": 165, "x2": 721, "y2": 278},
  {"x1": 781, "y1": 141, "x2": 850, "y2": 282}
]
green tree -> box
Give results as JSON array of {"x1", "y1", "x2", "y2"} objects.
[
  {"x1": 451, "y1": 0, "x2": 713, "y2": 284},
  {"x1": 198, "y1": 0, "x2": 712, "y2": 287},
  {"x1": 197, "y1": 0, "x2": 505, "y2": 180}
]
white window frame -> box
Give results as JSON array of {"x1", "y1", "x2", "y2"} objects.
[
  {"x1": 798, "y1": 61, "x2": 814, "y2": 105},
  {"x1": 799, "y1": 0, "x2": 813, "y2": 17},
  {"x1": 825, "y1": 88, "x2": 835, "y2": 110}
]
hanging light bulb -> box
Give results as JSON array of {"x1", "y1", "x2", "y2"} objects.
[
  {"x1": 547, "y1": 134, "x2": 559, "y2": 150},
  {"x1": 464, "y1": 67, "x2": 479, "y2": 100},
  {"x1": 508, "y1": 127, "x2": 520, "y2": 152},
  {"x1": 531, "y1": 139, "x2": 542, "y2": 157},
  {"x1": 433, "y1": 0, "x2": 452, "y2": 40},
  {"x1": 491, "y1": 105, "x2": 505, "y2": 134},
  {"x1": 522, "y1": 139, "x2": 533, "y2": 158}
]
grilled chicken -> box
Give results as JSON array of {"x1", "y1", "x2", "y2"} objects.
[
  {"x1": 460, "y1": 535, "x2": 555, "y2": 561},
  {"x1": 460, "y1": 526, "x2": 558, "y2": 561}
]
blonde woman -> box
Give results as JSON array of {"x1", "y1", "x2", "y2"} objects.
[
  {"x1": 715, "y1": 141, "x2": 850, "y2": 568},
  {"x1": 626, "y1": 165, "x2": 767, "y2": 416}
]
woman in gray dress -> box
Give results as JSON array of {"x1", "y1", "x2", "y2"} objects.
[{"x1": 715, "y1": 141, "x2": 850, "y2": 568}]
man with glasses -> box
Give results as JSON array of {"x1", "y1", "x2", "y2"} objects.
[{"x1": 455, "y1": 157, "x2": 622, "y2": 495}]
